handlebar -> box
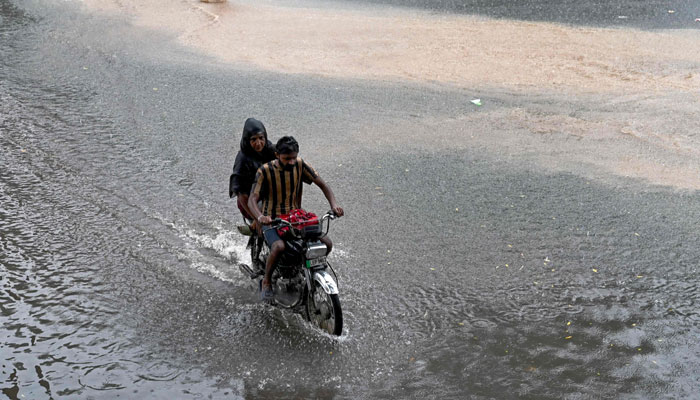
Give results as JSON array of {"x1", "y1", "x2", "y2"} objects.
[
  {"x1": 262, "y1": 210, "x2": 341, "y2": 238},
  {"x1": 267, "y1": 211, "x2": 338, "y2": 226}
]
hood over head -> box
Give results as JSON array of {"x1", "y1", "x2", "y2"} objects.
[{"x1": 240, "y1": 118, "x2": 275, "y2": 160}]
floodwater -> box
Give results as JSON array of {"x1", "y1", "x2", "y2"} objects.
[{"x1": 1, "y1": 0, "x2": 699, "y2": 398}]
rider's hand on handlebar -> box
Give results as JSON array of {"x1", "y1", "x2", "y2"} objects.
[
  {"x1": 258, "y1": 215, "x2": 272, "y2": 225},
  {"x1": 331, "y1": 206, "x2": 344, "y2": 217}
]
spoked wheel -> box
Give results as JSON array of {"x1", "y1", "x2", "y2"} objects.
[{"x1": 306, "y1": 280, "x2": 343, "y2": 336}]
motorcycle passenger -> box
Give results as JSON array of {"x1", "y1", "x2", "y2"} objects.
[
  {"x1": 229, "y1": 118, "x2": 276, "y2": 235},
  {"x1": 248, "y1": 136, "x2": 344, "y2": 303}
]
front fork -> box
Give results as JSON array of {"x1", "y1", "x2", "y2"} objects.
[{"x1": 304, "y1": 268, "x2": 314, "y2": 294}]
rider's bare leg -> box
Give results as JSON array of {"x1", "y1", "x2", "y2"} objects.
[
  {"x1": 262, "y1": 239, "x2": 285, "y2": 288},
  {"x1": 320, "y1": 236, "x2": 333, "y2": 255}
]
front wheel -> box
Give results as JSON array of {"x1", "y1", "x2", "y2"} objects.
[{"x1": 306, "y1": 281, "x2": 343, "y2": 336}]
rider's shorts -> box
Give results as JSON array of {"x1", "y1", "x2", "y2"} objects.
[{"x1": 263, "y1": 225, "x2": 283, "y2": 247}]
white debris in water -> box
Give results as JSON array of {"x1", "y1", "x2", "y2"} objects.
[{"x1": 329, "y1": 245, "x2": 350, "y2": 259}]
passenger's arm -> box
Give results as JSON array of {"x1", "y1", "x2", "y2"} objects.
[{"x1": 238, "y1": 193, "x2": 253, "y2": 219}]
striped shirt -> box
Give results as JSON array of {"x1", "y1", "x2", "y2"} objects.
[{"x1": 251, "y1": 157, "x2": 319, "y2": 218}]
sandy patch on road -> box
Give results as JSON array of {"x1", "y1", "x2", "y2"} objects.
[
  {"x1": 81, "y1": 0, "x2": 700, "y2": 190},
  {"x1": 82, "y1": 0, "x2": 700, "y2": 95}
]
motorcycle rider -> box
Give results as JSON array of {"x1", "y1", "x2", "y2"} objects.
[
  {"x1": 248, "y1": 136, "x2": 344, "y2": 303},
  {"x1": 229, "y1": 118, "x2": 276, "y2": 235}
]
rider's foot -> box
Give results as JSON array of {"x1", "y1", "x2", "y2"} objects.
[
  {"x1": 260, "y1": 281, "x2": 275, "y2": 304},
  {"x1": 237, "y1": 224, "x2": 253, "y2": 236}
]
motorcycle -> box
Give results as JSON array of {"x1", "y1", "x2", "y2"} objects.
[{"x1": 238, "y1": 210, "x2": 343, "y2": 336}]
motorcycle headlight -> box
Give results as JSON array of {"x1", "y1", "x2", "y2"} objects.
[{"x1": 305, "y1": 242, "x2": 327, "y2": 259}]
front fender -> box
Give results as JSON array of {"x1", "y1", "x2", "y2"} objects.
[{"x1": 313, "y1": 270, "x2": 339, "y2": 295}]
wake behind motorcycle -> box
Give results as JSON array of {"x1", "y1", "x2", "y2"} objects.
[{"x1": 238, "y1": 210, "x2": 343, "y2": 336}]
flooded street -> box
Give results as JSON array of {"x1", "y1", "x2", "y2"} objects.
[{"x1": 2, "y1": 0, "x2": 699, "y2": 398}]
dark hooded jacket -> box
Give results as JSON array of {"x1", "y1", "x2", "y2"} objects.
[{"x1": 229, "y1": 118, "x2": 276, "y2": 198}]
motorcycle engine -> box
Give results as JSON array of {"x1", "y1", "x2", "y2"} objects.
[{"x1": 277, "y1": 264, "x2": 298, "y2": 279}]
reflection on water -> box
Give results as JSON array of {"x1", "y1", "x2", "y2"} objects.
[{"x1": 1, "y1": 0, "x2": 699, "y2": 399}]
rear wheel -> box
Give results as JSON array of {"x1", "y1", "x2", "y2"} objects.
[
  {"x1": 306, "y1": 280, "x2": 343, "y2": 336},
  {"x1": 250, "y1": 236, "x2": 266, "y2": 274}
]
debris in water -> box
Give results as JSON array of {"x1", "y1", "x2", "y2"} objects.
[
  {"x1": 430, "y1": 268, "x2": 435, "y2": 271},
  {"x1": 471, "y1": 99, "x2": 482, "y2": 106},
  {"x1": 458, "y1": 322, "x2": 464, "y2": 326}
]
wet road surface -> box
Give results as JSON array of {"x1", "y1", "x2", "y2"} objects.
[
  {"x1": 340, "y1": 0, "x2": 700, "y2": 28},
  {"x1": 1, "y1": 0, "x2": 699, "y2": 398}
]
